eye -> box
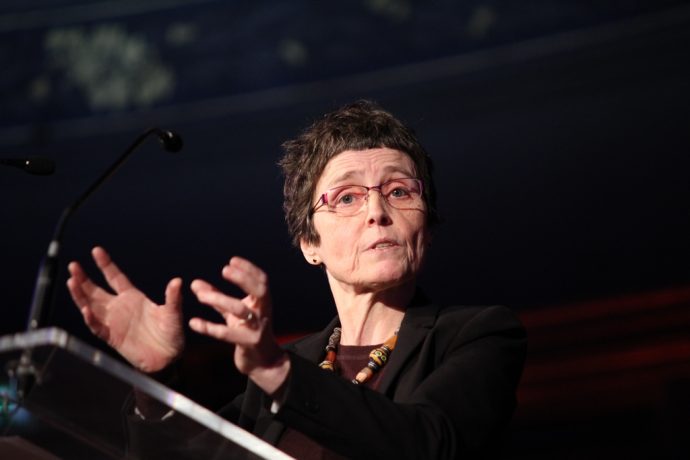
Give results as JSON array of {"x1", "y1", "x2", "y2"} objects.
[
  {"x1": 389, "y1": 187, "x2": 411, "y2": 198},
  {"x1": 338, "y1": 193, "x2": 356, "y2": 205},
  {"x1": 330, "y1": 186, "x2": 365, "y2": 207}
]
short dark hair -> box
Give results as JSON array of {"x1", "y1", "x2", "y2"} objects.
[{"x1": 279, "y1": 100, "x2": 438, "y2": 247}]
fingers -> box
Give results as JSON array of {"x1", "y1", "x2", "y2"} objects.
[
  {"x1": 191, "y1": 257, "x2": 272, "y2": 328},
  {"x1": 66, "y1": 262, "x2": 88, "y2": 307},
  {"x1": 92, "y1": 246, "x2": 134, "y2": 294},
  {"x1": 66, "y1": 261, "x2": 103, "y2": 308},
  {"x1": 66, "y1": 260, "x2": 108, "y2": 339},
  {"x1": 188, "y1": 316, "x2": 263, "y2": 343},
  {"x1": 189, "y1": 258, "x2": 281, "y2": 377},
  {"x1": 188, "y1": 317, "x2": 232, "y2": 341},
  {"x1": 191, "y1": 279, "x2": 250, "y2": 320},
  {"x1": 222, "y1": 257, "x2": 268, "y2": 300}
]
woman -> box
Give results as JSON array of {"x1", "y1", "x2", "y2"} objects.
[{"x1": 67, "y1": 100, "x2": 526, "y2": 459}]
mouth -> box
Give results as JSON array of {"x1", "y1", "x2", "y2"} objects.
[{"x1": 368, "y1": 239, "x2": 400, "y2": 250}]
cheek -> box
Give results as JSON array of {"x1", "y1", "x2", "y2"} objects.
[
  {"x1": 316, "y1": 219, "x2": 356, "y2": 262},
  {"x1": 409, "y1": 222, "x2": 430, "y2": 261},
  {"x1": 335, "y1": 224, "x2": 360, "y2": 258}
]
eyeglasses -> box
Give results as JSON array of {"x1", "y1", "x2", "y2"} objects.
[{"x1": 311, "y1": 177, "x2": 424, "y2": 216}]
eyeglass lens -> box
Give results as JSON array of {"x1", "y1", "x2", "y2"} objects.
[{"x1": 325, "y1": 178, "x2": 423, "y2": 214}]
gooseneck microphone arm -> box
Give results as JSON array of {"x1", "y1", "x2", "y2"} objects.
[{"x1": 25, "y1": 127, "x2": 183, "y2": 331}]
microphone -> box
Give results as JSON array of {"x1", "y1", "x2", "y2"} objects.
[
  {"x1": 156, "y1": 129, "x2": 183, "y2": 153},
  {"x1": 11, "y1": 127, "x2": 182, "y2": 401},
  {"x1": 26, "y1": 127, "x2": 183, "y2": 332},
  {"x1": 0, "y1": 157, "x2": 56, "y2": 175}
]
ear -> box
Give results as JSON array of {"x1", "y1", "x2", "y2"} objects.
[{"x1": 300, "y1": 239, "x2": 321, "y2": 265}]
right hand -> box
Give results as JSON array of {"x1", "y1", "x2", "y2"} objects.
[{"x1": 66, "y1": 246, "x2": 184, "y2": 373}]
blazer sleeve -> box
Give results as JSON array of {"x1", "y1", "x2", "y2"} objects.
[{"x1": 273, "y1": 305, "x2": 526, "y2": 460}]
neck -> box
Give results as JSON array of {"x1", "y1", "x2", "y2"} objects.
[{"x1": 326, "y1": 275, "x2": 414, "y2": 346}]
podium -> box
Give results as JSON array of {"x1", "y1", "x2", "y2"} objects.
[{"x1": 0, "y1": 328, "x2": 293, "y2": 459}]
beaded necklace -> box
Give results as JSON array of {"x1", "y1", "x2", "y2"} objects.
[{"x1": 318, "y1": 327, "x2": 399, "y2": 385}]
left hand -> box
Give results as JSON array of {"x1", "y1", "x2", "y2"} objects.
[{"x1": 189, "y1": 256, "x2": 289, "y2": 395}]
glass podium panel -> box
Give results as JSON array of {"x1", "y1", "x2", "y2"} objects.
[{"x1": 0, "y1": 328, "x2": 292, "y2": 460}]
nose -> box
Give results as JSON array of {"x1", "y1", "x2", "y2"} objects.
[{"x1": 365, "y1": 190, "x2": 392, "y2": 226}]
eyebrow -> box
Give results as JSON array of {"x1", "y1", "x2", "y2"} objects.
[{"x1": 327, "y1": 165, "x2": 415, "y2": 188}]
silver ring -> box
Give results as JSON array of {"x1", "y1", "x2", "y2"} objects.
[{"x1": 238, "y1": 310, "x2": 257, "y2": 328}]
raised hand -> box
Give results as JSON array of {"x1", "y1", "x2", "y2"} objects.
[
  {"x1": 67, "y1": 246, "x2": 185, "y2": 373},
  {"x1": 189, "y1": 256, "x2": 289, "y2": 395}
]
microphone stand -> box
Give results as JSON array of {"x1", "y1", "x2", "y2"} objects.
[{"x1": 9, "y1": 127, "x2": 182, "y2": 400}]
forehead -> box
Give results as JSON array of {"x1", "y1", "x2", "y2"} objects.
[{"x1": 318, "y1": 148, "x2": 416, "y2": 188}]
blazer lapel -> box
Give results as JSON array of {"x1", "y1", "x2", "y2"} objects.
[
  {"x1": 378, "y1": 301, "x2": 439, "y2": 394},
  {"x1": 288, "y1": 296, "x2": 440, "y2": 395},
  {"x1": 261, "y1": 318, "x2": 340, "y2": 445},
  {"x1": 262, "y1": 300, "x2": 437, "y2": 444}
]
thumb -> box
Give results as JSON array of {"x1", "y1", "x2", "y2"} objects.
[{"x1": 164, "y1": 277, "x2": 183, "y2": 310}]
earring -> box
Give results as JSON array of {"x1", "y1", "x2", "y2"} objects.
[{"x1": 312, "y1": 258, "x2": 318, "y2": 264}]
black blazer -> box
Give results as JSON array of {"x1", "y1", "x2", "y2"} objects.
[{"x1": 233, "y1": 300, "x2": 527, "y2": 460}]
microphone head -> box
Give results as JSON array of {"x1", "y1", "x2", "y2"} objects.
[
  {"x1": 156, "y1": 130, "x2": 184, "y2": 153},
  {"x1": 25, "y1": 157, "x2": 56, "y2": 175},
  {"x1": 0, "y1": 157, "x2": 55, "y2": 175}
]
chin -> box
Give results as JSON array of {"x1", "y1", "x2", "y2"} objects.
[{"x1": 360, "y1": 265, "x2": 416, "y2": 290}]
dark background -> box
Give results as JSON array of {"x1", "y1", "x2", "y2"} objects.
[{"x1": 1, "y1": 1, "x2": 689, "y2": 458}]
